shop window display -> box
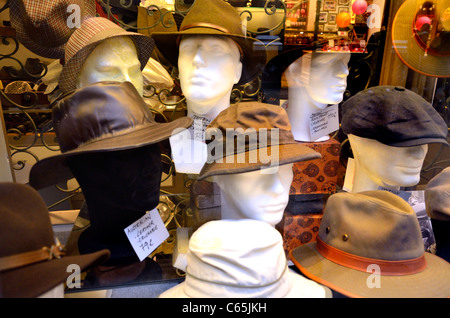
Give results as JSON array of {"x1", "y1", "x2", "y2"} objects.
[{"x1": 0, "y1": 0, "x2": 449, "y2": 299}]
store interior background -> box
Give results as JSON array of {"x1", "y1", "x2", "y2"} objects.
[{"x1": 0, "y1": 0, "x2": 448, "y2": 296}]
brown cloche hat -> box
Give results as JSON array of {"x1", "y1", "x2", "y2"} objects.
[
  {"x1": 29, "y1": 81, "x2": 193, "y2": 190},
  {"x1": 0, "y1": 182, "x2": 110, "y2": 298},
  {"x1": 197, "y1": 102, "x2": 321, "y2": 180},
  {"x1": 10, "y1": 0, "x2": 96, "y2": 59},
  {"x1": 290, "y1": 190, "x2": 450, "y2": 298},
  {"x1": 58, "y1": 16, "x2": 155, "y2": 93},
  {"x1": 151, "y1": 0, "x2": 267, "y2": 85}
]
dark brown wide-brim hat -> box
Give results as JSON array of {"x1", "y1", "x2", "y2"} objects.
[
  {"x1": 392, "y1": 0, "x2": 450, "y2": 77},
  {"x1": 151, "y1": 0, "x2": 267, "y2": 85},
  {"x1": 10, "y1": 0, "x2": 96, "y2": 59},
  {"x1": 29, "y1": 81, "x2": 193, "y2": 190},
  {"x1": 0, "y1": 182, "x2": 110, "y2": 298},
  {"x1": 197, "y1": 102, "x2": 321, "y2": 180},
  {"x1": 58, "y1": 16, "x2": 155, "y2": 93},
  {"x1": 290, "y1": 190, "x2": 450, "y2": 298}
]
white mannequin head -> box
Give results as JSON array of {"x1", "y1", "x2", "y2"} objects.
[
  {"x1": 212, "y1": 164, "x2": 293, "y2": 227},
  {"x1": 178, "y1": 35, "x2": 243, "y2": 120},
  {"x1": 348, "y1": 134, "x2": 428, "y2": 192},
  {"x1": 285, "y1": 51, "x2": 350, "y2": 107},
  {"x1": 284, "y1": 52, "x2": 350, "y2": 142},
  {"x1": 77, "y1": 36, "x2": 144, "y2": 96}
]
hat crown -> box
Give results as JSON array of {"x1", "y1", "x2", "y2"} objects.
[
  {"x1": 425, "y1": 167, "x2": 450, "y2": 221},
  {"x1": 186, "y1": 219, "x2": 288, "y2": 288},
  {"x1": 341, "y1": 85, "x2": 448, "y2": 147},
  {"x1": 52, "y1": 81, "x2": 156, "y2": 153},
  {"x1": 318, "y1": 190, "x2": 424, "y2": 261},
  {"x1": 0, "y1": 183, "x2": 54, "y2": 258},
  {"x1": 180, "y1": 0, "x2": 244, "y2": 36}
]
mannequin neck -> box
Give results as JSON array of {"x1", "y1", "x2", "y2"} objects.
[
  {"x1": 219, "y1": 188, "x2": 246, "y2": 222},
  {"x1": 286, "y1": 86, "x2": 330, "y2": 142},
  {"x1": 351, "y1": 160, "x2": 401, "y2": 193},
  {"x1": 186, "y1": 95, "x2": 231, "y2": 121}
]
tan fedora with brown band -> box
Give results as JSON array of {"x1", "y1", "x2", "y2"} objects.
[
  {"x1": 290, "y1": 190, "x2": 450, "y2": 298},
  {"x1": 10, "y1": 0, "x2": 96, "y2": 59},
  {"x1": 58, "y1": 16, "x2": 155, "y2": 93}
]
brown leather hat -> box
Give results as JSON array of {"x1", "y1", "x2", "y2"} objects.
[
  {"x1": 198, "y1": 102, "x2": 321, "y2": 180},
  {"x1": 0, "y1": 182, "x2": 110, "y2": 298},
  {"x1": 29, "y1": 81, "x2": 193, "y2": 190}
]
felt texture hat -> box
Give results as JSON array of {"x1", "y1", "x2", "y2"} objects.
[
  {"x1": 197, "y1": 102, "x2": 321, "y2": 180},
  {"x1": 340, "y1": 85, "x2": 448, "y2": 147},
  {"x1": 29, "y1": 81, "x2": 193, "y2": 190},
  {"x1": 10, "y1": 0, "x2": 96, "y2": 59},
  {"x1": 58, "y1": 16, "x2": 155, "y2": 93},
  {"x1": 159, "y1": 219, "x2": 332, "y2": 298},
  {"x1": 425, "y1": 167, "x2": 450, "y2": 221},
  {"x1": 392, "y1": 0, "x2": 450, "y2": 78},
  {"x1": 290, "y1": 190, "x2": 450, "y2": 298},
  {"x1": 0, "y1": 182, "x2": 110, "y2": 298},
  {"x1": 150, "y1": 0, "x2": 267, "y2": 85}
]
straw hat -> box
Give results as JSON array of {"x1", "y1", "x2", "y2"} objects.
[
  {"x1": 290, "y1": 190, "x2": 450, "y2": 298},
  {"x1": 0, "y1": 182, "x2": 109, "y2": 298},
  {"x1": 10, "y1": 0, "x2": 96, "y2": 59},
  {"x1": 58, "y1": 16, "x2": 155, "y2": 93}
]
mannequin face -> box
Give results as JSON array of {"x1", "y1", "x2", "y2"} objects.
[
  {"x1": 214, "y1": 164, "x2": 293, "y2": 226},
  {"x1": 349, "y1": 135, "x2": 428, "y2": 188},
  {"x1": 178, "y1": 35, "x2": 242, "y2": 116},
  {"x1": 66, "y1": 144, "x2": 162, "y2": 212},
  {"x1": 77, "y1": 36, "x2": 144, "y2": 96},
  {"x1": 286, "y1": 52, "x2": 350, "y2": 107}
]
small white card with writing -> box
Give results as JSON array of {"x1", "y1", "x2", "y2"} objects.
[
  {"x1": 309, "y1": 104, "x2": 339, "y2": 141},
  {"x1": 124, "y1": 208, "x2": 169, "y2": 261}
]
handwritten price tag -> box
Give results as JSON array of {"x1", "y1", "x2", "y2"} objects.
[
  {"x1": 309, "y1": 104, "x2": 339, "y2": 140},
  {"x1": 124, "y1": 208, "x2": 169, "y2": 261}
]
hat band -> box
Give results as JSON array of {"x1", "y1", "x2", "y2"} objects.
[
  {"x1": 180, "y1": 22, "x2": 232, "y2": 34},
  {"x1": 0, "y1": 241, "x2": 66, "y2": 272},
  {"x1": 316, "y1": 237, "x2": 427, "y2": 276}
]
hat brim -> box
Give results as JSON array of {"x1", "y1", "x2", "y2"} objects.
[
  {"x1": 197, "y1": 142, "x2": 321, "y2": 180},
  {"x1": 58, "y1": 31, "x2": 155, "y2": 92},
  {"x1": 151, "y1": 29, "x2": 267, "y2": 85},
  {"x1": 10, "y1": 0, "x2": 96, "y2": 60},
  {"x1": 392, "y1": 0, "x2": 450, "y2": 78},
  {"x1": 29, "y1": 116, "x2": 193, "y2": 190},
  {"x1": 290, "y1": 243, "x2": 450, "y2": 298},
  {"x1": 1, "y1": 248, "x2": 110, "y2": 298},
  {"x1": 159, "y1": 268, "x2": 331, "y2": 298}
]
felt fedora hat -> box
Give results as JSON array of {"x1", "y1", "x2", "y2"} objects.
[
  {"x1": 0, "y1": 182, "x2": 110, "y2": 298},
  {"x1": 29, "y1": 81, "x2": 193, "y2": 190},
  {"x1": 392, "y1": 0, "x2": 450, "y2": 77},
  {"x1": 10, "y1": 0, "x2": 96, "y2": 59},
  {"x1": 340, "y1": 85, "x2": 448, "y2": 147},
  {"x1": 197, "y1": 102, "x2": 321, "y2": 180},
  {"x1": 290, "y1": 190, "x2": 450, "y2": 298},
  {"x1": 58, "y1": 16, "x2": 155, "y2": 93},
  {"x1": 150, "y1": 0, "x2": 267, "y2": 85},
  {"x1": 160, "y1": 219, "x2": 332, "y2": 298}
]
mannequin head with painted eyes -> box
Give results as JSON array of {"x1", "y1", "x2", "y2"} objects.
[
  {"x1": 284, "y1": 51, "x2": 350, "y2": 142},
  {"x1": 178, "y1": 35, "x2": 243, "y2": 120},
  {"x1": 77, "y1": 36, "x2": 144, "y2": 96}
]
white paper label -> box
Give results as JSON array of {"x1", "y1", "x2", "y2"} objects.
[
  {"x1": 309, "y1": 104, "x2": 339, "y2": 140},
  {"x1": 124, "y1": 208, "x2": 169, "y2": 261}
]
